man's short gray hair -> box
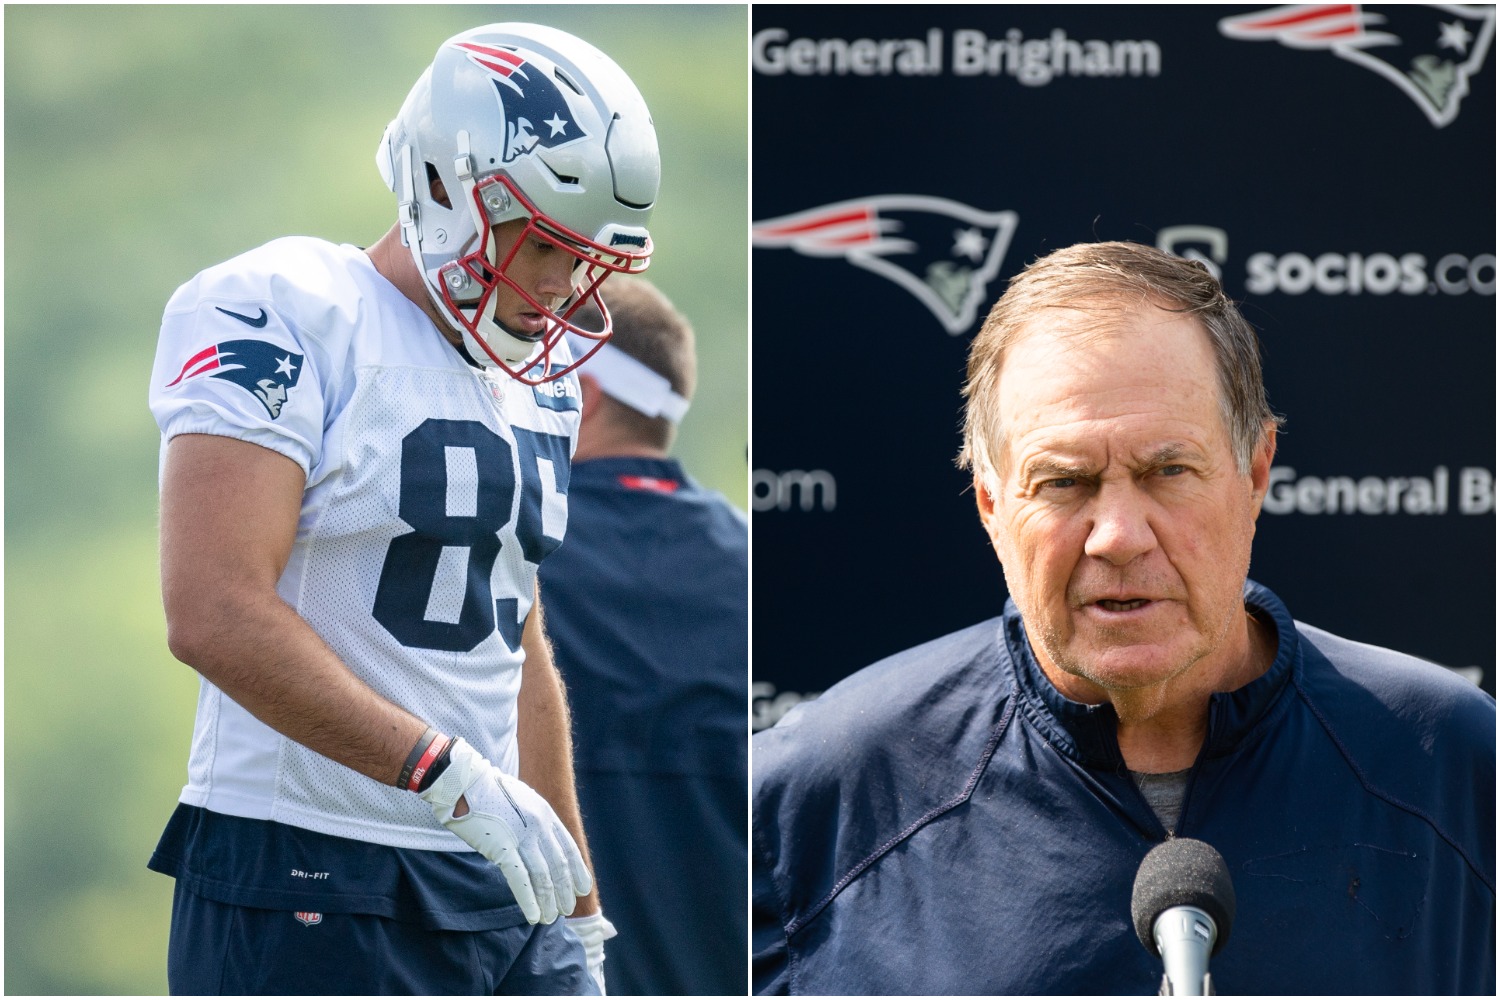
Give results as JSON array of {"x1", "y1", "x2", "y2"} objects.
[{"x1": 957, "y1": 241, "x2": 1281, "y2": 485}]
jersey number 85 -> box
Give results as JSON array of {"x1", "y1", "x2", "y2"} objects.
[{"x1": 372, "y1": 418, "x2": 569, "y2": 652}]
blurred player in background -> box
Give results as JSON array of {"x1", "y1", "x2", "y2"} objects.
[
  {"x1": 539, "y1": 277, "x2": 749, "y2": 996},
  {"x1": 147, "y1": 23, "x2": 658, "y2": 994}
]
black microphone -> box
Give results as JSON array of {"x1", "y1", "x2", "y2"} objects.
[{"x1": 1130, "y1": 838, "x2": 1237, "y2": 996}]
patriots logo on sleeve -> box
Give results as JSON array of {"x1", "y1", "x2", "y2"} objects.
[
  {"x1": 165, "y1": 339, "x2": 304, "y2": 419},
  {"x1": 454, "y1": 42, "x2": 586, "y2": 163}
]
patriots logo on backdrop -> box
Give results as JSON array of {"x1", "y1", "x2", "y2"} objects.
[
  {"x1": 752, "y1": 196, "x2": 1018, "y2": 335},
  {"x1": 166, "y1": 338, "x2": 304, "y2": 419},
  {"x1": 454, "y1": 42, "x2": 586, "y2": 163},
  {"x1": 1219, "y1": 4, "x2": 1495, "y2": 127}
]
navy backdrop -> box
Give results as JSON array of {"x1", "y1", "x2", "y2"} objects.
[{"x1": 750, "y1": 4, "x2": 1496, "y2": 728}]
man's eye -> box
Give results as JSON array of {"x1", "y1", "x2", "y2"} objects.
[
  {"x1": 1042, "y1": 478, "x2": 1077, "y2": 490},
  {"x1": 1159, "y1": 465, "x2": 1187, "y2": 477}
]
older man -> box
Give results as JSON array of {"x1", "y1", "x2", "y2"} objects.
[{"x1": 751, "y1": 242, "x2": 1495, "y2": 995}]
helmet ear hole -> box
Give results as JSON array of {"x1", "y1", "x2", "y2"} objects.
[
  {"x1": 553, "y1": 66, "x2": 584, "y2": 96},
  {"x1": 425, "y1": 163, "x2": 452, "y2": 209}
]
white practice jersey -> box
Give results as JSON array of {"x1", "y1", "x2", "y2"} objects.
[{"x1": 149, "y1": 237, "x2": 581, "y2": 850}]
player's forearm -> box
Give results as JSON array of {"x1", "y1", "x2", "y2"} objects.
[
  {"x1": 163, "y1": 581, "x2": 427, "y2": 786},
  {"x1": 160, "y1": 433, "x2": 427, "y2": 786},
  {"x1": 515, "y1": 596, "x2": 600, "y2": 914}
]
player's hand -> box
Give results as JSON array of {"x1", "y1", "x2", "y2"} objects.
[
  {"x1": 566, "y1": 912, "x2": 618, "y2": 995},
  {"x1": 418, "y1": 737, "x2": 592, "y2": 924}
]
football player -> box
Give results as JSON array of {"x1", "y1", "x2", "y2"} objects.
[{"x1": 147, "y1": 23, "x2": 656, "y2": 995}]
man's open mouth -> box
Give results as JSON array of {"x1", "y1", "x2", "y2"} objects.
[
  {"x1": 505, "y1": 313, "x2": 547, "y2": 339},
  {"x1": 1095, "y1": 598, "x2": 1150, "y2": 612}
]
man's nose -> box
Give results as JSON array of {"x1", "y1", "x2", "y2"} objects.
[
  {"x1": 1082, "y1": 482, "x2": 1158, "y2": 565},
  {"x1": 535, "y1": 254, "x2": 576, "y2": 300}
]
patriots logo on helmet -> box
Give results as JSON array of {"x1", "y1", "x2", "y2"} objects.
[
  {"x1": 1219, "y1": 4, "x2": 1495, "y2": 127},
  {"x1": 454, "y1": 42, "x2": 586, "y2": 162},
  {"x1": 166, "y1": 338, "x2": 304, "y2": 420},
  {"x1": 753, "y1": 196, "x2": 1018, "y2": 335}
]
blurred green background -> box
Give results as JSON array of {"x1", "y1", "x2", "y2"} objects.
[{"x1": 4, "y1": 5, "x2": 747, "y2": 993}]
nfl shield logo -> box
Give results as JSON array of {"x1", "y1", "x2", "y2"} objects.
[{"x1": 294, "y1": 911, "x2": 323, "y2": 926}]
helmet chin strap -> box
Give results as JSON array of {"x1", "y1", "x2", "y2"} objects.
[
  {"x1": 395, "y1": 142, "x2": 420, "y2": 251},
  {"x1": 459, "y1": 314, "x2": 541, "y2": 369}
]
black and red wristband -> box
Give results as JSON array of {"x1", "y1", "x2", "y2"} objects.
[
  {"x1": 399, "y1": 726, "x2": 457, "y2": 793},
  {"x1": 398, "y1": 726, "x2": 438, "y2": 791},
  {"x1": 410, "y1": 733, "x2": 454, "y2": 793}
]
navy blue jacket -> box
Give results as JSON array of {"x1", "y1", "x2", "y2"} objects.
[
  {"x1": 539, "y1": 456, "x2": 747, "y2": 997},
  {"x1": 752, "y1": 582, "x2": 1495, "y2": 995}
]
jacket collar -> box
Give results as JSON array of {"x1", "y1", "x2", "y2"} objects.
[
  {"x1": 1000, "y1": 579, "x2": 1298, "y2": 769},
  {"x1": 571, "y1": 454, "x2": 688, "y2": 487}
]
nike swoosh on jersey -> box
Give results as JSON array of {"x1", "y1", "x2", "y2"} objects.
[{"x1": 216, "y1": 306, "x2": 269, "y2": 328}]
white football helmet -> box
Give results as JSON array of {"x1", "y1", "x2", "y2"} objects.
[{"x1": 377, "y1": 23, "x2": 658, "y2": 383}]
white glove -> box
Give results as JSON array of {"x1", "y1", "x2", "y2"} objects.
[
  {"x1": 566, "y1": 912, "x2": 618, "y2": 995},
  {"x1": 419, "y1": 737, "x2": 592, "y2": 924}
]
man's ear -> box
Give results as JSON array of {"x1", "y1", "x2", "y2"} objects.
[
  {"x1": 974, "y1": 472, "x2": 1006, "y2": 540},
  {"x1": 975, "y1": 474, "x2": 998, "y2": 520},
  {"x1": 973, "y1": 472, "x2": 1013, "y2": 564},
  {"x1": 1248, "y1": 423, "x2": 1278, "y2": 517},
  {"x1": 429, "y1": 175, "x2": 452, "y2": 210},
  {"x1": 577, "y1": 372, "x2": 604, "y2": 421}
]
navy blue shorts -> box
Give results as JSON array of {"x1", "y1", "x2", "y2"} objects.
[{"x1": 167, "y1": 882, "x2": 597, "y2": 995}]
